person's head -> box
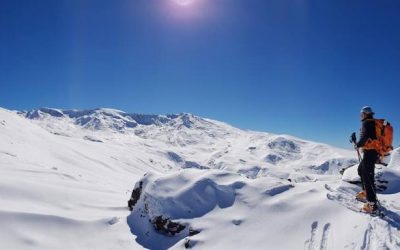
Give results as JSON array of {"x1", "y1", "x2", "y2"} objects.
[{"x1": 360, "y1": 106, "x2": 374, "y2": 121}]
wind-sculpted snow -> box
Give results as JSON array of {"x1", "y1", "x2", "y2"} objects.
[
  {"x1": 134, "y1": 170, "x2": 240, "y2": 219},
  {"x1": 127, "y1": 169, "x2": 295, "y2": 249},
  {"x1": 311, "y1": 158, "x2": 359, "y2": 175},
  {"x1": 167, "y1": 151, "x2": 184, "y2": 163},
  {"x1": 237, "y1": 166, "x2": 264, "y2": 179},
  {"x1": 264, "y1": 153, "x2": 283, "y2": 164},
  {"x1": 127, "y1": 170, "x2": 239, "y2": 249}
]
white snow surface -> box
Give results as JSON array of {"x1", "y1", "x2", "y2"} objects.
[{"x1": 1, "y1": 107, "x2": 399, "y2": 249}]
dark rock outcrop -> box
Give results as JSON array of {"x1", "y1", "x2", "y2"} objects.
[{"x1": 128, "y1": 181, "x2": 143, "y2": 211}]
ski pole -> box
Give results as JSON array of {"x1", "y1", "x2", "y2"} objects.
[{"x1": 355, "y1": 146, "x2": 362, "y2": 163}]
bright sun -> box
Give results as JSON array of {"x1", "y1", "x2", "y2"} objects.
[{"x1": 173, "y1": 0, "x2": 195, "y2": 6}]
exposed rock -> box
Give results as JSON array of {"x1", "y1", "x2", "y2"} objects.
[
  {"x1": 151, "y1": 216, "x2": 186, "y2": 236},
  {"x1": 128, "y1": 181, "x2": 143, "y2": 211},
  {"x1": 188, "y1": 228, "x2": 201, "y2": 236}
]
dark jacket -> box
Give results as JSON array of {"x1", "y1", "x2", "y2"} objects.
[{"x1": 357, "y1": 115, "x2": 377, "y2": 148}]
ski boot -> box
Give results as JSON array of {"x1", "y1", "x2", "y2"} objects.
[
  {"x1": 355, "y1": 190, "x2": 367, "y2": 203},
  {"x1": 362, "y1": 202, "x2": 378, "y2": 215}
]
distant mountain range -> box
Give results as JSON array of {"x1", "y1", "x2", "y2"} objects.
[{"x1": 18, "y1": 107, "x2": 357, "y2": 176}]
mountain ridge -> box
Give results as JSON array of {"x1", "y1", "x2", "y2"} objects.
[{"x1": 14, "y1": 107, "x2": 357, "y2": 177}]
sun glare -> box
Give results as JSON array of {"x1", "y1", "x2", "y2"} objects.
[
  {"x1": 173, "y1": 0, "x2": 196, "y2": 6},
  {"x1": 166, "y1": 0, "x2": 208, "y2": 20}
]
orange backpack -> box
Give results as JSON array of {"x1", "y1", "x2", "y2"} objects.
[{"x1": 363, "y1": 119, "x2": 394, "y2": 157}]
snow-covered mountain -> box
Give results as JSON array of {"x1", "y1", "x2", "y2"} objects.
[
  {"x1": 20, "y1": 107, "x2": 357, "y2": 176},
  {"x1": 1, "y1": 107, "x2": 399, "y2": 250}
]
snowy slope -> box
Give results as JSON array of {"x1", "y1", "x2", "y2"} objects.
[
  {"x1": 1, "y1": 107, "x2": 399, "y2": 250},
  {"x1": 0, "y1": 108, "x2": 142, "y2": 249}
]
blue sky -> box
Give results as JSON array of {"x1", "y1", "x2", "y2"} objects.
[{"x1": 1, "y1": 0, "x2": 399, "y2": 148}]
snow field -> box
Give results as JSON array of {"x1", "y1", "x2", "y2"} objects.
[{"x1": 1, "y1": 107, "x2": 400, "y2": 249}]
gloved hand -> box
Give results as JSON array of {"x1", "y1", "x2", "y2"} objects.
[
  {"x1": 350, "y1": 132, "x2": 357, "y2": 144},
  {"x1": 349, "y1": 132, "x2": 359, "y2": 150}
]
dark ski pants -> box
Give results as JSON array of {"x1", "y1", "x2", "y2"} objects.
[{"x1": 357, "y1": 150, "x2": 379, "y2": 203}]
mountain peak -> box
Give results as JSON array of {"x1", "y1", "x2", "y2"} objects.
[{"x1": 22, "y1": 108, "x2": 208, "y2": 132}]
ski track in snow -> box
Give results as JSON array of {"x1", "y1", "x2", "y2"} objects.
[
  {"x1": 305, "y1": 221, "x2": 319, "y2": 250},
  {"x1": 0, "y1": 151, "x2": 17, "y2": 157},
  {"x1": 320, "y1": 223, "x2": 331, "y2": 250},
  {"x1": 364, "y1": 218, "x2": 400, "y2": 250},
  {"x1": 361, "y1": 223, "x2": 372, "y2": 250},
  {"x1": 305, "y1": 221, "x2": 331, "y2": 250}
]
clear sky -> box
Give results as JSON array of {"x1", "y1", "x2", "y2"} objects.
[{"x1": 1, "y1": 0, "x2": 399, "y2": 149}]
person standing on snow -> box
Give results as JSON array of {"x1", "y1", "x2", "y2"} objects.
[{"x1": 355, "y1": 106, "x2": 379, "y2": 214}]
